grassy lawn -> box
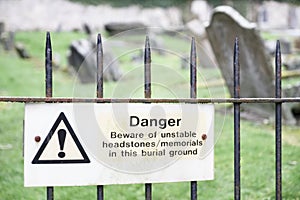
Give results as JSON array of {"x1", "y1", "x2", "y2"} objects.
[{"x1": 0, "y1": 31, "x2": 299, "y2": 199}]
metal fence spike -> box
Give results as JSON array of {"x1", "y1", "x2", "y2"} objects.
[
  {"x1": 275, "y1": 40, "x2": 282, "y2": 200},
  {"x1": 233, "y1": 37, "x2": 240, "y2": 200},
  {"x1": 96, "y1": 33, "x2": 104, "y2": 99},
  {"x1": 144, "y1": 36, "x2": 151, "y2": 99}
]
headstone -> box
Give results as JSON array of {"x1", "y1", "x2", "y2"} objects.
[
  {"x1": 283, "y1": 55, "x2": 300, "y2": 70},
  {"x1": 130, "y1": 50, "x2": 143, "y2": 63},
  {"x1": 294, "y1": 38, "x2": 300, "y2": 51},
  {"x1": 206, "y1": 6, "x2": 296, "y2": 124},
  {"x1": 15, "y1": 42, "x2": 30, "y2": 59},
  {"x1": 83, "y1": 23, "x2": 92, "y2": 35},
  {"x1": 53, "y1": 53, "x2": 61, "y2": 69},
  {"x1": 284, "y1": 84, "x2": 300, "y2": 125},
  {"x1": 1, "y1": 31, "x2": 15, "y2": 51},
  {"x1": 104, "y1": 22, "x2": 147, "y2": 36},
  {"x1": 148, "y1": 32, "x2": 165, "y2": 55},
  {"x1": 264, "y1": 39, "x2": 291, "y2": 55},
  {"x1": 180, "y1": 54, "x2": 189, "y2": 70},
  {"x1": 67, "y1": 39, "x2": 122, "y2": 83}
]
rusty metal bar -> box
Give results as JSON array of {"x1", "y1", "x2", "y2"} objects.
[
  {"x1": 190, "y1": 37, "x2": 197, "y2": 200},
  {"x1": 144, "y1": 36, "x2": 152, "y2": 200},
  {"x1": 45, "y1": 31, "x2": 54, "y2": 200},
  {"x1": 97, "y1": 33, "x2": 104, "y2": 99},
  {"x1": 46, "y1": 186, "x2": 53, "y2": 200},
  {"x1": 97, "y1": 185, "x2": 104, "y2": 200},
  {"x1": 275, "y1": 40, "x2": 282, "y2": 200},
  {"x1": 233, "y1": 37, "x2": 241, "y2": 200},
  {"x1": 145, "y1": 183, "x2": 152, "y2": 200},
  {"x1": 144, "y1": 36, "x2": 151, "y2": 99},
  {"x1": 45, "y1": 32, "x2": 52, "y2": 98},
  {"x1": 1, "y1": 97, "x2": 300, "y2": 104},
  {"x1": 96, "y1": 33, "x2": 104, "y2": 200},
  {"x1": 190, "y1": 37, "x2": 197, "y2": 99}
]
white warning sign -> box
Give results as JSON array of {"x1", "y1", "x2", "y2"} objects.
[
  {"x1": 31, "y1": 112, "x2": 90, "y2": 164},
  {"x1": 24, "y1": 103, "x2": 214, "y2": 187}
]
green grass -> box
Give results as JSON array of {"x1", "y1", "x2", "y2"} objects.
[{"x1": 0, "y1": 31, "x2": 299, "y2": 199}]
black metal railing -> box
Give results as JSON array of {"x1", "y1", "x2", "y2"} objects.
[{"x1": 1, "y1": 32, "x2": 300, "y2": 200}]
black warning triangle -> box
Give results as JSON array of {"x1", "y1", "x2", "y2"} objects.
[{"x1": 32, "y1": 112, "x2": 90, "y2": 164}]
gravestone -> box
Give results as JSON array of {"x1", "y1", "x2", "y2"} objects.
[
  {"x1": 83, "y1": 23, "x2": 92, "y2": 35},
  {"x1": 284, "y1": 84, "x2": 300, "y2": 125},
  {"x1": 1, "y1": 31, "x2": 14, "y2": 51},
  {"x1": 264, "y1": 39, "x2": 291, "y2": 55},
  {"x1": 206, "y1": 6, "x2": 296, "y2": 124},
  {"x1": 148, "y1": 32, "x2": 165, "y2": 55},
  {"x1": 15, "y1": 42, "x2": 31, "y2": 59},
  {"x1": 104, "y1": 22, "x2": 147, "y2": 36},
  {"x1": 68, "y1": 39, "x2": 122, "y2": 83},
  {"x1": 180, "y1": 54, "x2": 189, "y2": 70}
]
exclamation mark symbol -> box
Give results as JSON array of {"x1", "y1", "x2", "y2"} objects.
[{"x1": 58, "y1": 129, "x2": 66, "y2": 158}]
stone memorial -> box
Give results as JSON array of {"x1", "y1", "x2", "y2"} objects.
[
  {"x1": 104, "y1": 22, "x2": 147, "y2": 36},
  {"x1": 1, "y1": 31, "x2": 14, "y2": 51},
  {"x1": 68, "y1": 38, "x2": 122, "y2": 83},
  {"x1": 206, "y1": 6, "x2": 296, "y2": 124},
  {"x1": 15, "y1": 42, "x2": 30, "y2": 59}
]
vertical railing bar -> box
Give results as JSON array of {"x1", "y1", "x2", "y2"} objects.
[
  {"x1": 233, "y1": 37, "x2": 241, "y2": 200},
  {"x1": 275, "y1": 40, "x2": 282, "y2": 200},
  {"x1": 96, "y1": 33, "x2": 104, "y2": 200},
  {"x1": 45, "y1": 32, "x2": 52, "y2": 98},
  {"x1": 45, "y1": 31, "x2": 54, "y2": 200},
  {"x1": 190, "y1": 37, "x2": 197, "y2": 99},
  {"x1": 97, "y1": 185, "x2": 104, "y2": 200},
  {"x1": 144, "y1": 36, "x2": 152, "y2": 200},
  {"x1": 144, "y1": 36, "x2": 151, "y2": 99},
  {"x1": 46, "y1": 187, "x2": 54, "y2": 200},
  {"x1": 190, "y1": 37, "x2": 197, "y2": 200},
  {"x1": 97, "y1": 33, "x2": 104, "y2": 99}
]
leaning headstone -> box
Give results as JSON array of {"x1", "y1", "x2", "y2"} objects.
[
  {"x1": 206, "y1": 6, "x2": 295, "y2": 124},
  {"x1": 15, "y1": 42, "x2": 31, "y2": 59},
  {"x1": 104, "y1": 22, "x2": 147, "y2": 36},
  {"x1": 67, "y1": 39, "x2": 122, "y2": 83},
  {"x1": 1, "y1": 31, "x2": 15, "y2": 51},
  {"x1": 83, "y1": 23, "x2": 92, "y2": 35}
]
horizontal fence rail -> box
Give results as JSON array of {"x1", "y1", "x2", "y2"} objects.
[
  {"x1": 0, "y1": 97, "x2": 299, "y2": 103},
  {"x1": 0, "y1": 31, "x2": 298, "y2": 200}
]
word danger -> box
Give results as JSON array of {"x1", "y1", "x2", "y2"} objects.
[{"x1": 130, "y1": 116, "x2": 181, "y2": 129}]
